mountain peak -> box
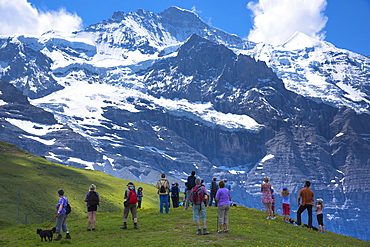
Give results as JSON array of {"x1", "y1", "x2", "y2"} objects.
[
  {"x1": 159, "y1": 6, "x2": 202, "y2": 24},
  {"x1": 280, "y1": 31, "x2": 322, "y2": 50},
  {"x1": 111, "y1": 11, "x2": 125, "y2": 21}
]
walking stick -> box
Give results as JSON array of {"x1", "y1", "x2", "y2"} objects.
[{"x1": 217, "y1": 211, "x2": 218, "y2": 232}]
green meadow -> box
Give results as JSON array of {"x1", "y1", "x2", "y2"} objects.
[{"x1": 0, "y1": 141, "x2": 369, "y2": 246}]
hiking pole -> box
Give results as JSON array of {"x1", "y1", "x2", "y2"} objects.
[
  {"x1": 217, "y1": 213, "x2": 218, "y2": 232},
  {"x1": 46, "y1": 214, "x2": 58, "y2": 229}
]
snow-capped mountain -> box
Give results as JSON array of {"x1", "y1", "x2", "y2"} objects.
[
  {"x1": 0, "y1": 6, "x2": 369, "y2": 241},
  {"x1": 244, "y1": 31, "x2": 370, "y2": 114}
]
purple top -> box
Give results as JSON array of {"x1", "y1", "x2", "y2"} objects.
[
  {"x1": 215, "y1": 188, "x2": 230, "y2": 206},
  {"x1": 196, "y1": 185, "x2": 208, "y2": 195}
]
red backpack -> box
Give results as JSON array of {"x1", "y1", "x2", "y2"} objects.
[
  {"x1": 190, "y1": 186, "x2": 204, "y2": 205},
  {"x1": 127, "y1": 189, "x2": 138, "y2": 204}
]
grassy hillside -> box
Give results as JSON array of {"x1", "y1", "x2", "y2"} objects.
[
  {"x1": 0, "y1": 141, "x2": 369, "y2": 246},
  {"x1": 0, "y1": 141, "x2": 159, "y2": 225},
  {"x1": 0, "y1": 207, "x2": 369, "y2": 246}
]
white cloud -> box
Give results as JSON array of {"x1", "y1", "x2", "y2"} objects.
[
  {"x1": 0, "y1": 0, "x2": 82, "y2": 35},
  {"x1": 247, "y1": 0, "x2": 328, "y2": 45}
]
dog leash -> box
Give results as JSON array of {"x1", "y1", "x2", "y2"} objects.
[{"x1": 46, "y1": 214, "x2": 58, "y2": 229}]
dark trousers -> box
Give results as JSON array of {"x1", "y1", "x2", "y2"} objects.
[
  {"x1": 171, "y1": 196, "x2": 179, "y2": 208},
  {"x1": 297, "y1": 204, "x2": 313, "y2": 228},
  {"x1": 317, "y1": 213, "x2": 324, "y2": 226}
]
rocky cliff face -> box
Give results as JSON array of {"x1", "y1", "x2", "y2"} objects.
[{"x1": 0, "y1": 7, "x2": 369, "y2": 240}]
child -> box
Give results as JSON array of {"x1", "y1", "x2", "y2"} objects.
[
  {"x1": 137, "y1": 187, "x2": 143, "y2": 209},
  {"x1": 271, "y1": 189, "x2": 276, "y2": 220},
  {"x1": 315, "y1": 199, "x2": 325, "y2": 233},
  {"x1": 280, "y1": 187, "x2": 290, "y2": 223}
]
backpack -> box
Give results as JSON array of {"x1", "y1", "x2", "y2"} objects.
[
  {"x1": 65, "y1": 203, "x2": 72, "y2": 214},
  {"x1": 127, "y1": 189, "x2": 138, "y2": 204},
  {"x1": 159, "y1": 181, "x2": 167, "y2": 194},
  {"x1": 87, "y1": 191, "x2": 99, "y2": 206},
  {"x1": 187, "y1": 176, "x2": 196, "y2": 189},
  {"x1": 61, "y1": 197, "x2": 71, "y2": 215},
  {"x1": 190, "y1": 186, "x2": 204, "y2": 205},
  {"x1": 172, "y1": 186, "x2": 179, "y2": 196}
]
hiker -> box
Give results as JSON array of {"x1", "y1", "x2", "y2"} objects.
[
  {"x1": 215, "y1": 180, "x2": 231, "y2": 233},
  {"x1": 137, "y1": 187, "x2": 143, "y2": 209},
  {"x1": 280, "y1": 187, "x2": 291, "y2": 223},
  {"x1": 120, "y1": 182, "x2": 139, "y2": 229},
  {"x1": 170, "y1": 183, "x2": 180, "y2": 208},
  {"x1": 54, "y1": 189, "x2": 71, "y2": 241},
  {"x1": 190, "y1": 178, "x2": 210, "y2": 235},
  {"x1": 315, "y1": 199, "x2": 325, "y2": 233},
  {"x1": 271, "y1": 189, "x2": 276, "y2": 219},
  {"x1": 224, "y1": 179, "x2": 231, "y2": 191},
  {"x1": 84, "y1": 184, "x2": 100, "y2": 231},
  {"x1": 209, "y1": 177, "x2": 218, "y2": 207},
  {"x1": 183, "y1": 182, "x2": 188, "y2": 206},
  {"x1": 184, "y1": 171, "x2": 196, "y2": 210},
  {"x1": 261, "y1": 177, "x2": 274, "y2": 219},
  {"x1": 296, "y1": 181, "x2": 314, "y2": 228},
  {"x1": 156, "y1": 173, "x2": 170, "y2": 214}
]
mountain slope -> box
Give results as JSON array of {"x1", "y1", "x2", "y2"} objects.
[{"x1": 0, "y1": 141, "x2": 159, "y2": 225}]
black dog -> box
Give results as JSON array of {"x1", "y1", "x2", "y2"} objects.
[{"x1": 36, "y1": 227, "x2": 56, "y2": 242}]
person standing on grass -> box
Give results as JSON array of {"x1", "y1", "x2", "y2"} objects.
[
  {"x1": 191, "y1": 178, "x2": 210, "y2": 235},
  {"x1": 156, "y1": 173, "x2": 170, "y2": 214},
  {"x1": 54, "y1": 189, "x2": 71, "y2": 241},
  {"x1": 209, "y1": 177, "x2": 218, "y2": 207},
  {"x1": 120, "y1": 182, "x2": 139, "y2": 229},
  {"x1": 170, "y1": 183, "x2": 180, "y2": 208},
  {"x1": 271, "y1": 189, "x2": 276, "y2": 219},
  {"x1": 84, "y1": 184, "x2": 100, "y2": 231},
  {"x1": 215, "y1": 180, "x2": 231, "y2": 233},
  {"x1": 185, "y1": 171, "x2": 196, "y2": 210},
  {"x1": 224, "y1": 179, "x2": 231, "y2": 191},
  {"x1": 296, "y1": 181, "x2": 314, "y2": 228},
  {"x1": 137, "y1": 187, "x2": 143, "y2": 209},
  {"x1": 315, "y1": 199, "x2": 325, "y2": 233},
  {"x1": 261, "y1": 177, "x2": 274, "y2": 219},
  {"x1": 281, "y1": 187, "x2": 291, "y2": 223}
]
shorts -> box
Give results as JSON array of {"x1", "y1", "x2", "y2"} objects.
[
  {"x1": 282, "y1": 203, "x2": 290, "y2": 216},
  {"x1": 88, "y1": 205, "x2": 98, "y2": 212},
  {"x1": 123, "y1": 203, "x2": 137, "y2": 219},
  {"x1": 263, "y1": 203, "x2": 272, "y2": 207},
  {"x1": 192, "y1": 203, "x2": 206, "y2": 222}
]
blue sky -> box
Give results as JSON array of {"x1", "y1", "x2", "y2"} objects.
[{"x1": 1, "y1": 0, "x2": 369, "y2": 55}]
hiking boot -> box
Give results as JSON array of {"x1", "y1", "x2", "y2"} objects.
[
  {"x1": 65, "y1": 233, "x2": 71, "y2": 239},
  {"x1": 54, "y1": 234, "x2": 62, "y2": 241},
  {"x1": 120, "y1": 223, "x2": 127, "y2": 229},
  {"x1": 133, "y1": 223, "x2": 139, "y2": 229},
  {"x1": 196, "y1": 229, "x2": 202, "y2": 235},
  {"x1": 203, "y1": 229, "x2": 209, "y2": 235}
]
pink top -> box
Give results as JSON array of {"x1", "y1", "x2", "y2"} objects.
[
  {"x1": 315, "y1": 204, "x2": 323, "y2": 214},
  {"x1": 261, "y1": 182, "x2": 273, "y2": 203}
]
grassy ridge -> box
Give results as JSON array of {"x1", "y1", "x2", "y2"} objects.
[
  {"x1": 0, "y1": 141, "x2": 159, "y2": 225},
  {"x1": 0, "y1": 141, "x2": 369, "y2": 246}
]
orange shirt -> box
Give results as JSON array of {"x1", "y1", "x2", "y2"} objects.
[{"x1": 299, "y1": 188, "x2": 314, "y2": 206}]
